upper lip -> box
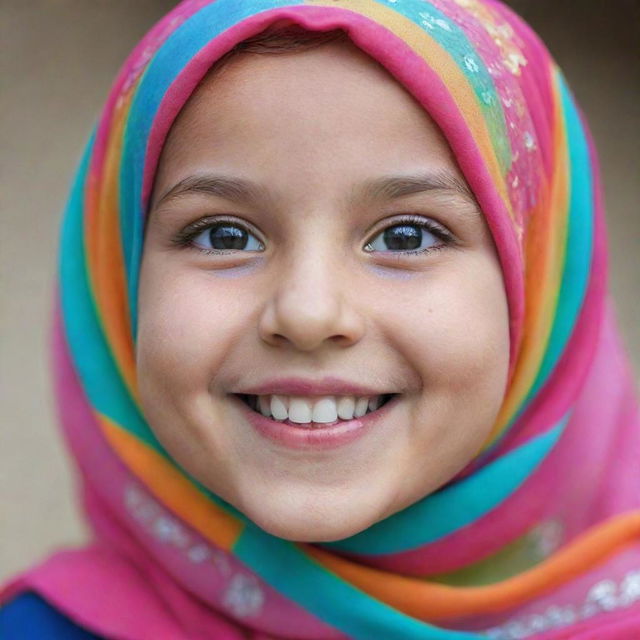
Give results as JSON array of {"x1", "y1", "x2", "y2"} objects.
[{"x1": 234, "y1": 377, "x2": 394, "y2": 397}]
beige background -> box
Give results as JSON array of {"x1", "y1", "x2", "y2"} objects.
[{"x1": 1, "y1": 1, "x2": 638, "y2": 583}]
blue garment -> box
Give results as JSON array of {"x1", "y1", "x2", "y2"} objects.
[{"x1": 0, "y1": 592, "x2": 101, "y2": 639}]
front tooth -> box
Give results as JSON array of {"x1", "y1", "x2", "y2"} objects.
[
  {"x1": 258, "y1": 395, "x2": 271, "y2": 417},
  {"x1": 312, "y1": 397, "x2": 338, "y2": 423},
  {"x1": 354, "y1": 397, "x2": 369, "y2": 417},
  {"x1": 270, "y1": 395, "x2": 288, "y2": 421},
  {"x1": 288, "y1": 398, "x2": 313, "y2": 423},
  {"x1": 337, "y1": 396, "x2": 356, "y2": 420}
]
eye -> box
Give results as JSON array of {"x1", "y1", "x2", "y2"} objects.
[
  {"x1": 190, "y1": 221, "x2": 264, "y2": 253},
  {"x1": 364, "y1": 217, "x2": 450, "y2": 254}
]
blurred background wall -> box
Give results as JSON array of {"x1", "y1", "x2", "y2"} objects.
[{"x1": 1, "y1": 1, "x2": 638, "y2": 583}]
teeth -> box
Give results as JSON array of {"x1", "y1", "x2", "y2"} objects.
[
  {"x1": 354, "y1": 397, "x2": 369, "y2": 418},
  {"x1": 312, "y1": 397, "x2": 338, "y2": 423},
  {"x1": 336, "y1": 396, "x2": 356, "y2": 420},
  {"x1": 270, "y1": 395, "x2": 288, "y2": 421},
  {"x1": 248, "y1": 394, "x2": 390, "y2": 425},
  {"x1": 258, "y1": 395, "x2": 271, "y2": 417},
  {"x1": 288, "y1": 398, "x2": 313, "y2": 423}
]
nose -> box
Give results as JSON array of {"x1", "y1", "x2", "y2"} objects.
[{"x1": 258, "y1": 247, "x2": 366, "y2": 352}]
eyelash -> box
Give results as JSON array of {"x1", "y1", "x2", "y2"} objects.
[{"x1": 172, "y1": 214, "x2": 455, "y2": 256}]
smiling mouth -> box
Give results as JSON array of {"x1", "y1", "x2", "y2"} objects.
[{"x1": 235, "y1": 393, "x2": 397, "y2": 427}]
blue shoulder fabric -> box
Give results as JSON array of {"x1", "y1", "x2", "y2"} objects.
[{"x1": 0, "y1": 592, "x2": 102, "y2": 639}]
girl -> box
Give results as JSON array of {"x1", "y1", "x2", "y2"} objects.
[{"x1": 1, "y1": 0, "x2": 638, "y2": 638}]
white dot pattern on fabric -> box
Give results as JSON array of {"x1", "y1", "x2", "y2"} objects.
[
  {"x1": 124, "y1": 484, "x2": 268, "y2": 619},
  {"x1": 483, "y1": 569, "x2": 640, "y2": 638},
  {"x1": 532, "y1": 520, "x2": 564, "y2": 559},
  {"x1": 463, "y1": 54, "x2": 480, "y2": 73},
  {"x1": 123, "y1": 484, "x2": 231, "y2": 574},
  {"x1": 419, "y1": 11, "x2": 453, "y2": 31},
  {"x1": 223, "y1": 573, "x2": 265, "y2": 618},
  {"x1": 523, "y1": 131, "x2": 536, "y2": 151},
  {"x1": 481, "y1": 90, "x2": 495, "y2": 105},
  {"x1": 187, "y1": 544, "x2": 212, "y2": 564}
]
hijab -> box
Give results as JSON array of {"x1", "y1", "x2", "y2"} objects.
[{"x1": 2, "y1": 0, "x2": 639, "y2": 637}]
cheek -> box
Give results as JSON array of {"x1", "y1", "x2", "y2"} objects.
[
  {"x1": 136, "y1": 258, "x2": 250, "y2": 400},
  {"x1": 134, "y1": 257, "x2": 255, "y2": 474},
  {"x1": 391, "y1": 255, "x2": 510, "y2": 400},
  {"x1": 389, "y1": 255, "x2": 509, "y2": 498}
]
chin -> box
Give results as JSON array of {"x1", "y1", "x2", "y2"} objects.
[
  {"x1": 240, "y1": 498, "x2": 378, "y2": 543},
  {"x1": 257, "y1": 517, "x2": 370, "y2": 543}
]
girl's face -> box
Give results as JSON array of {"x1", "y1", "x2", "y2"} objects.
[{"x1": 138, "y1": 40, "x2": 510, "y2": 542}]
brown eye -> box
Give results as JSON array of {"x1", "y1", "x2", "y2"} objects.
[
  {"x1": 364, "y1": 222, "x2": 441, "y2": 253},
  {"x1": 193, "y1": 223, "x2": 264, "y2": 252}
]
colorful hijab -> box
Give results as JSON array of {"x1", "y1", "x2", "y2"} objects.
[{"x1": 3, "y1": 0, "x2": 639, "y2": 637}]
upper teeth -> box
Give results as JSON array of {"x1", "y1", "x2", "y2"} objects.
[{"x1": 251, "y1": 394, "x2": 386, "y2": 424}]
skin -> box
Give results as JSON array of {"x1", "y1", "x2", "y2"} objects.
[{"x1": 137, "y1": 40, "x2": 510, "y2": 542}]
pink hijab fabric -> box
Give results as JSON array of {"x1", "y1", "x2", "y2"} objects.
[{"x1": 2, "y1": 1, "x2": 639, "y2": 638}]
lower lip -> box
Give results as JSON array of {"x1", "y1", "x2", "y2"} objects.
[{"x1": 233, "y1": 395, "x2": 398, "y2": 450}]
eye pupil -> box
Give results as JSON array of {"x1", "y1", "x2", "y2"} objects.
[
  {"x1": 383, "y1": 225, "x2": 422, "y2": 251},
  {"x1": 209, "y1": 224, "x2": 248, "y2": 250}
]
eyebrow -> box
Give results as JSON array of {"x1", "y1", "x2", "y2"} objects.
[
  {"x1": 153, "y1": 170, "x2": 479, "y2": 212},
  {"x1": 353, "y1": 171, "x2": 478, "y2": 210},
  {"x1": 154, "y1": 174, "x2": 270, "y2": 209}
]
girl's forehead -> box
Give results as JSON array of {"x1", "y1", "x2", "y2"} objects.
[
  {"x1": 153, "y1": 40, "x2": 466, "y2": 206},
  {"x1": 167, "y1": 40, "x2": 428, "y2": 142}
]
